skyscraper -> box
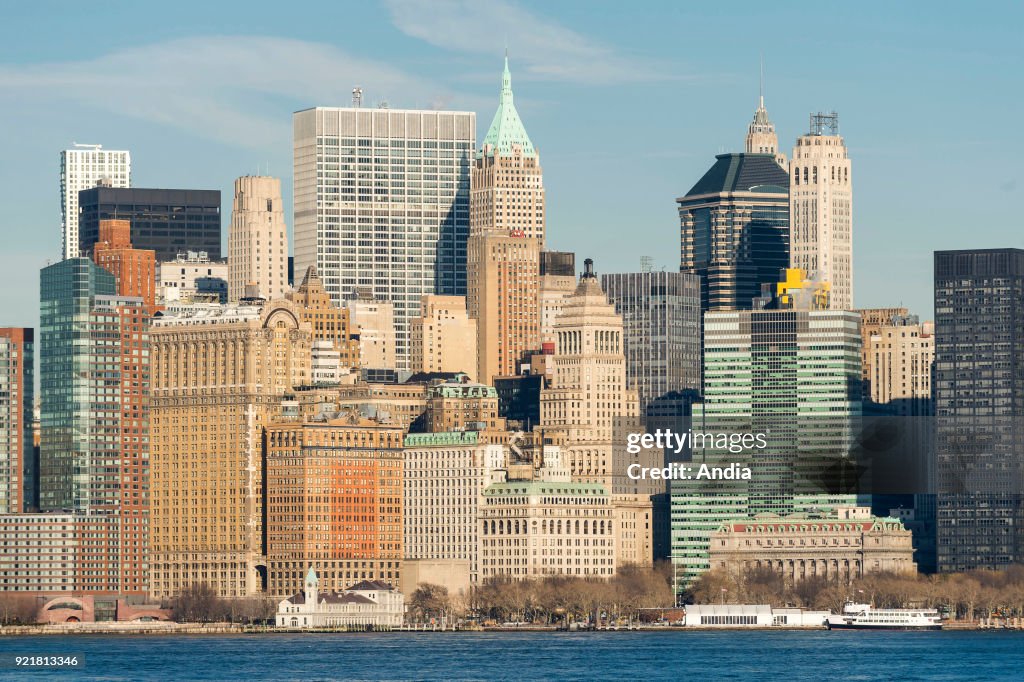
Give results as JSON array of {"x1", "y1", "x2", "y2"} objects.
[
  {"x1": 77, "y1": 187, "x2": 221, "y2": 262},
  {"x1": 601, "y1": 271, "x2": 701, "y2": 415},
  {"x1": 228, "y1": 176, "x2": 289, "y2": 301},
  {"x1": 287, "y1": 265, "x2": 360, "y2": 370},
  {"x1": 540, "y1": 259, "x2": 657, "y2": 567},
  {"x1": 467, "y1": 57, "x2": 544, "y2": 384},
  {"x1": 60, "y1": 144, "x2": 130, "y2": 260},
  {"x1": 789, "y1": 112, "x2": 854, "y2": 310},
  {"x1": 293, "y1": 107, "x2": 475, "y2": 371},
  {"x1": 934, "y1": 249, "x2": 1024, "y2": 571},
  {"x1": 0, "y1": 328, "x2": 33, "y2": 514},
  {"x1": 39, "y1": 258, "x2": 150, "y2": 593},
  {"x1": 678, "y1": 153, "x2": 790, "y2": 312},
  {"x1": 671, "y1": 269, "x2": 861, "y2": 587}
]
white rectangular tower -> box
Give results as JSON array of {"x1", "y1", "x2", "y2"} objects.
[
  {"x1": 60, "y1": 144, "x2": 131, "y2": 259},
  {"x1": 789, "y1": 113, "x2": 853, "y2": 310},
  {"x1": 293, "y1": 107, "x2": 475, "y2": 372}
]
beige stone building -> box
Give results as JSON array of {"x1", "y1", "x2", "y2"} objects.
[
  {"x1": 149, "y1": 300, "x2": 311, "y2": 598},
  {"x1": 858, "y1": 308, "x2": 908, "y2": 396},
  {"x1": 745, "y1": 89, "x2": 787, "y2": 167},
  {"x1": 866, "y1": 319, "x2": 934, "y2": 409},
  {"x1": 790, "y1": 113, "x2": 853, "y2": 310},
  {"x1": 402, "y1": 431, "x2": 508, "y2": 598},
  {"x1": 345, "y1": 290, "x2": 397, "y2": 370},
  {"x1": 479, "y1": 452, "x2": 616, "y2": 580},
  {"x1": 467, "y1": 57, "x2": 544, "y2": 385},
  {"x1": 410, "y1": 295, "x2": 477, "y2": 380},
  {"x1": 288, "y1": 266, "x2": 360, "y2": 371},
  {"x1": 228, "y1": 176, "x2": 289, "y2": 302},
  {"x1": 709, "y1": 507, "x2": 916, "y2": 583},
  {"x1": 540, "y1": 260, "x2": 657, "y2": 568}
]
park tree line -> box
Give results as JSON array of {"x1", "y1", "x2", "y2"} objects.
[{"x1": 687, "y1": 564, "x2": 1024, "y2": 620}]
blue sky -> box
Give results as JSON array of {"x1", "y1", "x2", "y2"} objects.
[{"x1": 1, "y1": 0, "x2": 1022, "y2": 331}]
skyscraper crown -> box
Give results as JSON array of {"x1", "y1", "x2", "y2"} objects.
[{"x1": 480, "y1": 56, "x2": 536, "y2": 158}]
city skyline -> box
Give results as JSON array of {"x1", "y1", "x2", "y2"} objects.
[{"x1": 3, "y1": 1, "x2": 1023, "y2": 335}]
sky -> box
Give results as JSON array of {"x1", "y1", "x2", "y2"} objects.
[{"x1": 1, "y1": 0, "x2": 1023, "y2": 332}]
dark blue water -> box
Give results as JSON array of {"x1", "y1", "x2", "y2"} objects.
[{"x1": 1, "y1": 631, "x2": 1021, "y2": 681}]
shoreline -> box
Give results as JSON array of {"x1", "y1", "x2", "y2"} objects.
[{"x1": 0, "y1": 622, "x2": 1012, "y2": 636}]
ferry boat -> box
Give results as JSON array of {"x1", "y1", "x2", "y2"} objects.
[{"x1": 826, "y1": 602, "x2": 942, "y2": 630}]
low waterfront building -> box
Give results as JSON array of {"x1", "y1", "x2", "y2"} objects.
[
  {"x1": 0, "y1": 513, "x2": 118, "y2": 592},
  {"x1": 708, "y1": 507, "x2": 916, "y2": 583},
  {"x1": 276, "y1": 567, "x2": 404, "y2": 628},
  {"x1": 683, "y1": 604, "x2": 829, "y2": 628}
]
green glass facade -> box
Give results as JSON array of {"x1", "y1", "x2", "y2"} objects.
[
  {"x1": 39, "y1": 258, "x2": 115, "y2": 511},
  {"x1": 670, "y1": 308, "x2": 862, "y2": 589}
]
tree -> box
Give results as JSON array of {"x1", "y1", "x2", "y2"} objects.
[
  {"x1": 408, "y1": 583, "x2": 451, "y2": 623},
  {"x1": 0, "y1": 594, "x2": 38, "y2": 625},
  {"x1": 171, "y1": 583, "x2": 223, "y2": 623}
]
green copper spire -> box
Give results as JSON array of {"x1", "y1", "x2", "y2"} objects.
[{"x1": 480, "y1": 55, "x2": 536, "y2": 158}]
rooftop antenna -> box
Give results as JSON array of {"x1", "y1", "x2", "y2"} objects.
[
  {"x1": 759, "y1": 52, "x2": 765, "y2": 108},
  {"x1": 352, "y1": 87, "x2": 363, "y2": 108},
  {"x1": 640, "y1": 256, "x2": 653, "y2": 273}
]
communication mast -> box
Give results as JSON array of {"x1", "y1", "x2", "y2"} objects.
[
  {"x1": 352, "y1": 87, "x2": 363, "y2": 108},
  {"x1": 809, "y1": 112, "x2": 839, "y2": 136}
]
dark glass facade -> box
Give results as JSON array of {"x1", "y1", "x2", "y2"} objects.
[
  {"x1": 678, "y1": 153, "x2": 789, "y2": 312},
  {"x1": 78, "y1": 187, "x2": 221, "y2": 262},
  {"x1": 934, "y1": 249, "x2": 1024, "y2": 571}
]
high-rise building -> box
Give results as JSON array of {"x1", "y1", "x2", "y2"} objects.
[
  {"x1": 789, "y1": 113, "x2": 853, "y2": 310},
  {"x1": 467, "y1": 58, "x2": 545, "y2": 385},
  {"x1": 38, "y1": 258, "x2": 116, "y2": 511},
  {"x1": 78, "y1": 187, "x2": 221, "y2": 262},
  {"x1": 345, "y1": 290, "x2": 397, "y2": 370},
  {"x1": 287, "y1": 266, "x2": 360, "y2": 370},
  {"x1": 0, "y1": 328, "x2": 33, "y2": 514},
  {"x1": 149, "y1": 301, "x2": 311, "y2": 598},
  {"x1": 864, "y1": 315, "x2": 934, "y2": 413},
  {"x1": 91, "y1": 219, "x2": 158, "y2": 311},
  {"x1": 934, "y1": 249, "x2": 1024, "y2": 571},
  {"x1": 540, "y1": 259, "x2": 657, "y2": 568},
  {"x1": 60, "y1": 144, "x2": 130, "y2": 260},
  {"x1": 539, "y1": 251, "x2": 576, "y2": 345},
  {"x1": 468, "y1": 234, "x2": 540, "y2": 383},
  {"x1": 228, "y1": 176, "x2": 289, "y2": 302},
  {"x1": 678, "y1": 153, "x2": 790, "y2": 312},
  {"x1": 293, "y1": 107, "x2": 475, "y2": 371},
  {"x1": 410, "y1": 296, "x2": 477, "y2": 380},
  {"x1": 672, "y1": 269, "x2": 862, "y2": 587},
  {"x1": 857, "y1": 307, "x2": 909, "y2": 401},
  {"x1": 265, "y1": 412, "x2": 404, "y2": 595},
  {"x1": 601, "y1": 271, "x2": 701, "y2": 415},
  {"x1": 402, "y1": 431, "x2": 507, "y2": 597},
  {"x1": 39, "y1": 258, "x2": 150, "y2": 593}
]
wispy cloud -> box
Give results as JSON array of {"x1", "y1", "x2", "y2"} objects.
[
  {"x1": 0, "y1": 36, "x2": 471, "y2": 148},
  {"x1": 384, "y1": 0, "x2": 674, "y2": 84}
]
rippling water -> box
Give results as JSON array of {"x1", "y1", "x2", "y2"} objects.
[{"x1": 1, "y1": 630, "x2": 1021, "y2": 680}]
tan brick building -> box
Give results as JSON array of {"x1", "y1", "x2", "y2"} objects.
[
  {"x1": 149, "y1": 301, "x2": 311, "y2": 598},
  {"x1": 288, "y1": 265, "x2": 360, "y2": 370}
]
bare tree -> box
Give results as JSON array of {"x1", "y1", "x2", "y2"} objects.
[
  {"x1": 0, "y1": 594, "x2": 39, "y2": 625},
  {"x1": 171, "y1": 583, "x2": 224, "y2": 623}
]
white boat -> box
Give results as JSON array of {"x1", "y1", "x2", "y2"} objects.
[{"x1": 826, "y1": 602, "x2": 942, "y2": 631}]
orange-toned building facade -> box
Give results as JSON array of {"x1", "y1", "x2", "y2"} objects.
[
  {"x1": 265, "y1": 416, "x2": 404, "y2": 596},
  {"x1": 92, "y1": 219, "x2": 157, "y2": 311}
]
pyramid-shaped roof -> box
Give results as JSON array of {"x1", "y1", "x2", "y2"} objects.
[{"x1": 480, "y1": 56, "x2": 536, "y2": 158}]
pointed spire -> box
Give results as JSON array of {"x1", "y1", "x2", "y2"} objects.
[
  {"x1": 759, "y1": 53, "x2": 765, "y2": 109},
  {"x1": 480, "y1": 54, "x2": 536, "y2": 158}
]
